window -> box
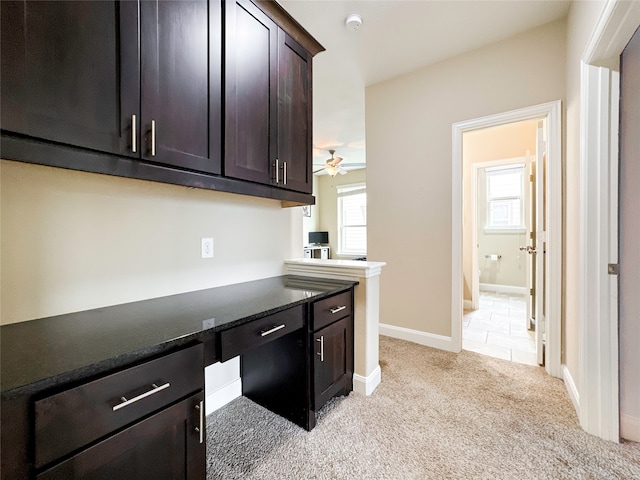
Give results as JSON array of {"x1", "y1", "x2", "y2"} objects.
[
  {"x1": 485, "y1": 164, "x2": 525, "y2": 230},
  {"x1": 337, "y1": 183, "x2": 366, "y2": 255}
]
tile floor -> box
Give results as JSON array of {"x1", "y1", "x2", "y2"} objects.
[{"x1": 463, "y1": 291, "x2": 538, "y2": 366}]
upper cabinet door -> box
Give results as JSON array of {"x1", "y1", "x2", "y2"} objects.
[
  {"x1": 224, "y1": 0, "x2": 278, "y2": 185},
  {"x1": 140, "y1": 0, "x2": 221, "y2": 174},
  {"x1": 0, "y1": 1, "x2": 139, "y2": 157},
  {"x1": 278, "y1": 31, "x2": 312, "y2": 194}
]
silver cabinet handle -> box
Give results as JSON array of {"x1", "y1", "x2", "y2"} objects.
[
  {"x1": 283, "y1": 161, "x2": 287, "y2": 185},
  {"x1": 317, "y1": 336, "x2": 324, "y2": 362},
  {"x1": 112, "y1": 382, "x2": 170, "y2": 412},
  {"x1": 131, "y1": 114, "x2": 137, "y2": 153},
  {"x1": 260, "y1": 324, "x2": 285, "y2": 337},
  {"x1": 194, "y1": 400, "x2": 204, "y2": 444},
  {"x1": 274, "y1": 158, "x2": 280, "y2": 183},
  {"x1": 330, "y1": 305, "x2": 346, "y2": 314},
  {"x1": 150, "y1": 120, "x2": 156, "y2": 156}
]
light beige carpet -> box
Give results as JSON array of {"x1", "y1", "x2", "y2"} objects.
[{"x1": 206, "y1": 336, "x2": 640, "y2": 479}]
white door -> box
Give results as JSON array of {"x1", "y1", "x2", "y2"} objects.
[
  {"x1": 521, "y1": 121, "x2": 546, "y2": 365},
  {"x1": 534, "y1": 122, "x2": 545, "y2": 366}
]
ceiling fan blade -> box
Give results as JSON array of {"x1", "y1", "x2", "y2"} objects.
[
  {"x1": 313, "y1": 167, "x2": 326, "y2": 174},
  {"x1": 338, "y1": 167, "x2": 347, "y2": 175},
  {"x1": 333, "y1": 156, "x2": 343, "y2": 165}
]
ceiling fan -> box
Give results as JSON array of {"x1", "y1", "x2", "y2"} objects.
[{"x1": 313, "y1": 150, "x2": 347, "y2": 176}]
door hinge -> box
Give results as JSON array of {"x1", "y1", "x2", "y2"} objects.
[
  {"x1": 529, "y1": 174, "x2": 534, "y2": 182},
  {"x1": 608, "y1": 263, "x2": 619, "y2": 275},
  {"x1": 530, "y1": 288, "x2": 535, "y2": 296}
]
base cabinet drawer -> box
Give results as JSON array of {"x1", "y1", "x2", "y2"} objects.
[
  {"x1": 312, "y1": 290, "x2": 352, "y2": 331},
  {"x1": 34, "y1": 344, "x2": 204, "y2": 469},
  {"x1": 219, "y1": 305, "x2": 304, "y2": 361},
  {"x1": 36, "y1": 391, "x2": 205, "y2": 480}
]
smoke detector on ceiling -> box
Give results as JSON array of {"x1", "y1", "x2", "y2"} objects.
[{"x1": 345, "y1": 14, "x2": 363, "y2": 32}]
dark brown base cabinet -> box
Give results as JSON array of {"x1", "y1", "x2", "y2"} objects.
[
  {"x1": 0, "y1": 0, "x2": 323, "y2": 205},
  {"x1": 36, "y1": 392, "x2": 205, "y2": 480},
  {"x1": 309, "y1": 290, "x2": 355, "y2": 426},
  {"x1": 313, "y1": 317, "x2": 353, "y2": 410},
  {"x1": 33, "y1": 344, "x2": 206, "y2": 480},
  {"x1": 0, "y1": 281, "x2": 355, "y2": 479}
]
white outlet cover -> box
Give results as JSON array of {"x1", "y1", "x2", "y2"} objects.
[{"x1": 201, "y1": 238, "x2": 214, "y2": 258}]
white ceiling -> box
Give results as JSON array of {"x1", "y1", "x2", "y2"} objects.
[{"x1": 279, "y1": 0, "x2": 571, "y2": 170}]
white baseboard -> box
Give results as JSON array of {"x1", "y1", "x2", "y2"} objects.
[
  {"x1": 353, "y1": 365, "x2": 381, "y2": 396},
  {"x1": 463, "y1": 299, "x2": 473, "y2": 310},
  {"x1": 621, "y1": 413, "x2": 640, "y2": 442},
  {"x1": 480, "y1": 283, "x2": 527, "y2": 295},
  {"x1": 205, "y1": 378, "x2": 242, "y2": 415},
  {"x1": 380, "y1": 323, "x2": 455, "y2": 352},
  {"x1": 563, "y1": 364, "x2": 580, "y2": 415}
]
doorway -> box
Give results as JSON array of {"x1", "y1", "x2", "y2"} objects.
[
  {"x1": 462, "y1": 121, "x2": 538, "y2": 366},
  {"x1": 451, "y1": 101, "x2": 562, "y2": 378}
]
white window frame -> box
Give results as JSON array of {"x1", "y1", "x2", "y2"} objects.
[
  {"x1": 484, "y1": 164, "x2": 526, "y2": 234},
  {"x1": 337, "y1": 183, "x2": 367, "y2": 256}
]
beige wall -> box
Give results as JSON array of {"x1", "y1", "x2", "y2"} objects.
[
  {"x1": 462, "y1": 120, "x2": 537, "y2": 298},
  {"x1": 563, "y1": 0, "x2": 607, "y2": 393},
  {"x1": 1, "y1": 160, "x2": 302, "y2": 324},
  {"x1": 366, "y1": 20, "x2": 565, "y2": 336},
  {"x1": 316, "y1": 168, "x2": 366, "y2": 259},
  {"x1": 302, "y1": 175, "x2": 320, "y2": 247}
]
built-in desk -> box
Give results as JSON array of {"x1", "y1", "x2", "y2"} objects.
[{"x1": 0, "y1": 275, "x2": 357, "y2": 479}]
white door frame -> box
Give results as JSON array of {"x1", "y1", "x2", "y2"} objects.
[
  {"x1": 451, "y1": 100, "x2": 562, "y2": 379},
  {"x1": 579, "y1": 0, "x2": 640, "y2": 443}
]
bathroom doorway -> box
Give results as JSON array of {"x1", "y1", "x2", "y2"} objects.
[{"x1": 462, "y1": 119, "x2": 542, "y2": 366}]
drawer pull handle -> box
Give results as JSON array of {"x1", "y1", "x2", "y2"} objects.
[
  {"x1": 317, "y1": 336, "x2": 324, "y2": 362},
  {"x1": 330, "y1": 305, "x2": 346, "y2": 314},
  {"x1": 112, "y1": 382, "x2": 170, "y2": 412},
  {"x1": 260, "y1": 324, "x2": 286, "y2": 337},
  {"x1": 195, "y1": 401, "x2": 204, "y2": 444}
]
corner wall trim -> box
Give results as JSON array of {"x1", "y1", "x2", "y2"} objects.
[
  {"x1": 563, "y1": 364, "x2": 580, "y2": 416},
  {"x1": 353, "y1": 365, "x2": 381, "y2": 396},
  {"x1": 205, "y1": 378, "x2": 242, "y2": 416},
  {"x1": 479, "y1": 283, "x2": 528, "y2": 295},
  {"x1": 380, "y1": 324, "x2": 455, "y2": 352},
  {"x1": 620, "y1": 414, "x2": 640, "y2": 443}
]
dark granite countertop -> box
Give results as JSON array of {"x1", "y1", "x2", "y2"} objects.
[{"x1": 0, "y1": 275, "x2": 356, "y2": 398}]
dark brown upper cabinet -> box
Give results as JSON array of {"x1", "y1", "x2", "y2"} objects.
[
  {"x1": 139, "y1": 0, "x2": 221, "y2": 174},
  {"x1": 224, "y1": 0, "x2": 278, "y2": 186},
  {"x1": 277, "y1": 30, "x2": 313, "y2": 194},
  {"x1": 225, "y1": 0, "x2": 317, "y2": 194},
  {"x1": 1, "y1": 1, "x2": 136, "y2": 156},
  {"x1": 1, "y1": 0, "x2": 321, "y2": 205},
  {"x1": 1, "y1": 0, "x2": 221, "y2": 175}
]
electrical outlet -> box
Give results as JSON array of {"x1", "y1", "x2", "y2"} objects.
[{"x1": 201, "y1": 238, "x2": 214, "y2": 258}]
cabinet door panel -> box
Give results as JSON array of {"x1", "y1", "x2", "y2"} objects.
[
  {"x1": 36, "y1": 392, "x2": 205, "y2": 480},
  {"x1": 0, "y1": 1, "x2": 138, "y2": 156},
  {"x1": 278, "y1": 31, "x2": 312, "y2": 193},
  {"x1": 141, "y1": 0, "x2": 221, "y2": 174},
  {"x1": 313, "y1": 317, "x2": 353, "y2": 409},
  {"x1": 225, "y1": 0, "x2": 277, "y2": 184}
]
